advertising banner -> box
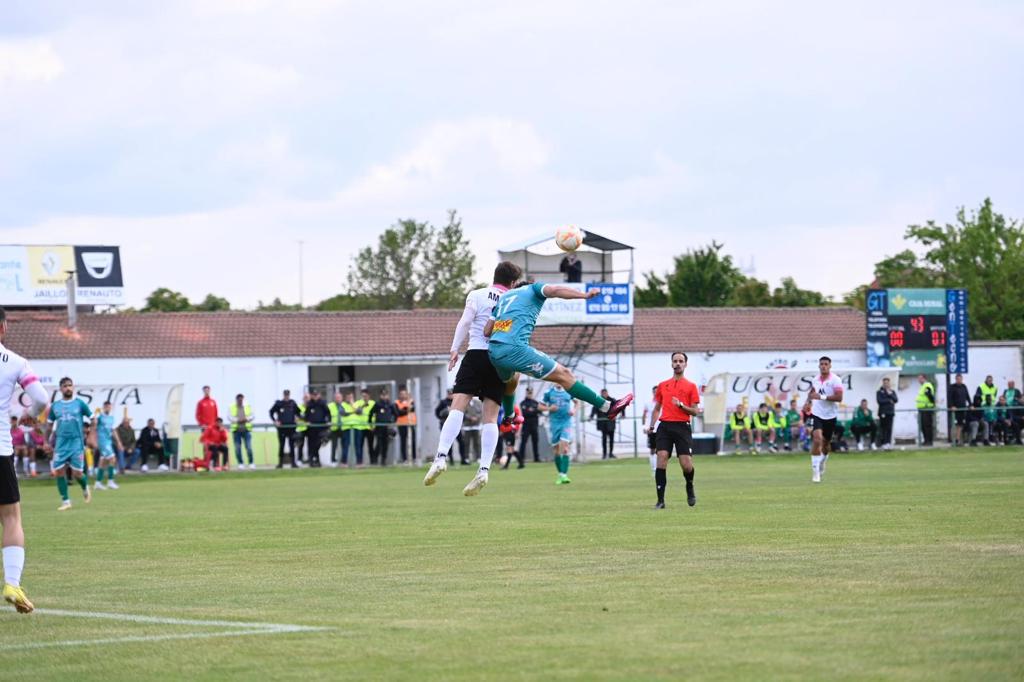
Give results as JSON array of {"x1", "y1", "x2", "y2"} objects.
[
  {"x1": 537, "y1": 282, "x2": 633, "y2": 326},
  {"x1": 11, "y1": 384, "x2": 184, "y2": 437},
  {"x1": 0, "y1": 245, "x2": 125, "y2": 305}
]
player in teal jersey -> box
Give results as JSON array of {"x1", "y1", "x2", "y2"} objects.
[
  {"x1": 92, "y1": 401, "x2": 121, "y2": 491},
  {"x1": 486, "y1": 281, "x2": 633, "y2": 425},
  {"x1": 541, "y1": 385, "x2": 577, "y2": 485},
  {"x1": 46, "y1": 377, "x2": 92, "y2": 511}
]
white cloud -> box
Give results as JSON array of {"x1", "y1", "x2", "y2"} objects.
[{"x1": 0, "y1": 40, "x2": 64, "y2": 84}]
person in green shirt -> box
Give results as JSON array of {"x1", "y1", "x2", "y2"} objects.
[
  {"x1": 785, "y1": 399, "x2": 803, "y2": 451},
  {"x1": 728, "y1": 404, "x2": 753, "y2": 454},
  {"x1": 850, "y1": 399, "x2": 878, "y2": 451}
]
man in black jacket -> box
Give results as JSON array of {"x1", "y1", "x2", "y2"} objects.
[
  {"x1": 138, "y1": 419, "x2": 165, "y2": 471},
  {"x1": 371, "y1": 388, "x2": 398, "y2": 466},
  {"x1": 518, "y1": 387, "x2": 541, "y2": 463},
  {"x1": 591, "y1": 387, "x2": 616, "y2": 459},
  {"x1": 876, "y1": 377, "x2": 898, "y2": 450},
  {"x1": 948, "y1": 373, "x2": 971, "y2": 446},
  {"x1": 303, "y1": 390, "x2": 331, "y2": 468},
  {"x1": 269, "y1": 389, "x2": 301, "y2": 468}
]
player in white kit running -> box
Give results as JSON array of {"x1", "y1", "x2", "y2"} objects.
[
  {"x1": 424, "y1": 261, "x2": 523, "y2": 496},
  {"x1": 805, "y1": 356, "x2": 844, "y2": 483},
  {"x1": 0, "y1": 307, "x2": 50, "y2": 613}
]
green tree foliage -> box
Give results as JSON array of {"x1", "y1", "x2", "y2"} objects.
[
  {"x1": 905, "y1": 198, "x2": 1024, "y2": 339},
  {"x1": 194, "y1": 293, "x2": 231, "y2": 311},
  {"x1": 142, "y1": 287, "x2": 193, "y2": 312},
  {"x1": 634, "y1": 271, "x2": 669, "y2": 308},
  {"x1": 256, "y1": 297, "x2": 303, "y2": 311},
  {"x1": 770, "y1": 277, "x2": 829, "y2": 307},
  {"x1": 728, "y1": 278, "x2": 772, "y2": 306},
  {"x1": 340, "y1": 211, "x2": 476, "y2": 309},
  {"x1": 666, "y1": 241, "x2": 746, "y2": 306}
]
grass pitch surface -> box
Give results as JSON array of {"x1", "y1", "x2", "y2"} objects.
[{"x1": 4, "y1": 448, "x2": 1022, "y2": 681}]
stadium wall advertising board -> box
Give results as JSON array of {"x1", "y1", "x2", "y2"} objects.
[
  {"x1": 536, "y1": 282, "x2": 633, "y2": 326},
  {"x1": 11, "y1": 383, "x2": 184, "y2": 437},
  {"x1": 866, "y1": 288, "x2": 968, "y2": 373},
  {"x1": 0, "y1": 245, "x2": 124, "y2": 305}
]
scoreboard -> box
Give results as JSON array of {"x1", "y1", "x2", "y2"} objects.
[{"x1": 866, "y1": 288, "x2": 968, "y2": 373}]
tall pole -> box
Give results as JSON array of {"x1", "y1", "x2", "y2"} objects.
[{"x1": 298, "y1": 240, "x2": 305, "y2": 308}]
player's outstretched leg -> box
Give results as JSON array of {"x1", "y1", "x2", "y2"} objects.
[{"x1": 545, "y1": 365, "x2": 633, "y2": 421}]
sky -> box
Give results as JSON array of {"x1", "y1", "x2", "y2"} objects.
[{"x1": 1, "y1": 0, "x2": 1022, "y2": 309}]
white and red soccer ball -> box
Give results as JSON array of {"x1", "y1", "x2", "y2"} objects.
[{"x1": 554, "y1": 225, "x2": 584, "y2": 252}]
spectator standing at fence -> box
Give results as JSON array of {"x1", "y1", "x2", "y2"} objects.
[
  {"x1": 354, "y1": 388, "x2": 375, "y2": 466},
  {"x1": 394, "y1": 387, "x2": 417, "y2": 465},
  {"x1": 850, "y1": 399, "x2": 878, "y2": 451},
  {"x1": 591, "y1": 388, "x2": 617, "y2": 459},
  {"x1": 327, "y1": 391, "x2": 344, "y2": 465},
  {"x1": 293, "y1": 395, "x2": 308, "y2": 464},
  {"x1": 229, "y1": 394, "x2": 255, "y2": 469},
  {"x1": 978, "y1": 375, "x2": 998, "y2": 408},
  {"x1": 269, "y1": 389, "x2": 300, "y2": 468},
  {"x1": 518, "y1": 387, "x2": 541, "y2": 464},
  {"x1": 371, "y1": 389, "x2": 397, "y2": 466},
  {"x1": 1003, "y1": 379, "x2": 1020, "y2": 406},
  {"x1": 875, "y1": 377, "x2": 898, "y2": 450},
  {"x1": 915, "y1": 374, "x2": 936, "y2": 447},
  {"x1": 947, "y1": 374, "x2": 971, "y2": 446},
  {"x1": 195, "y1": 386, "x2": 218, "y2": 431},
  {"x1": 461, "y1": 397, "x2": 482, "y2": 463},
  {"x1": 339, "y1": 391, "x2": 358, "y2": 467},
  {"x1": 434, "y1": 389, "x2": 467, "y2": 465},
  {"x1": 138, "y1": 418, "x2": 166, "y2": 471},
  {"x1": 304, "y1": 390, "x2": 330, "y2": 468},
  {"x1": 559, "y1": 252, "x2": 582, "y2": 283}
]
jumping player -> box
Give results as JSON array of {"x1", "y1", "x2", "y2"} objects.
[
  {"x1": 647, "y1": 352, "x2": 701, "y2": 509},
  {"x1": 47, "y1": 377, "x2": 93, "y2": 510},
  {"x1": 485, "y1": 281, "x2": 633, "y2": 428},
  {"x1": 92, "y1": 401, "x2": 121, "y2": 490},
  {"x1": 0, "y1": 306, "x2": 50, "y2": 613},
  {"x1": 424, "y1": 261, "x2": 523, "y2": 496},
  {"x1": 806, "y1": 356, "x2": 844, "y2": 483}
]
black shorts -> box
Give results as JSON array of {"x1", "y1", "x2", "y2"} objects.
[
  {"x1": 654, "y1": 422, "x2": 693, "y2": 457},
  {"x1": 953, "y1": 410, "x2": 967, "y2": 426},
  {"x1": 503, "y1": 431, "x2": 516, "y2": 446},
  {"x1": 452, "y1": 349, "x2": 505, "y2": 404},
  {"x1": 647, "y1": 431, "x2": 657, "y2": 453},
  {"x1": 811, "y1": 416, "x2": 837, "y2": 442},
  {"x1": 0, "y1": 456, "x2": 20, "y2": 505}
]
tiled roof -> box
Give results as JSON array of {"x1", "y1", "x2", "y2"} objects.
[{"x1": 4, "y1": 307, "x2": 866, "y2": 360}]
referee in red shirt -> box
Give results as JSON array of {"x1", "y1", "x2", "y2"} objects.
[{"x1": 647, "y1": 352, "x2": 701, "y2": 509}]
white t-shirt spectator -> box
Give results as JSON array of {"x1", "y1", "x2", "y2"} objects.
[{"x1": 810, "y1": 373, "x2": 843, "y2": 420}]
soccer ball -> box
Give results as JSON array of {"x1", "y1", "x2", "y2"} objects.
[{"x1": 555, "y1": 225, "x2": 584, "y2": 252}]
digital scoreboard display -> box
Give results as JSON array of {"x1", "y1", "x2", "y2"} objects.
[{"x1": 866, "y1": 289, "x2": 967, "y2": 372}]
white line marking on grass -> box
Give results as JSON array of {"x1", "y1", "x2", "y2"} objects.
[{"x1": 0, "y1": 607, "x2": 330, "y2": 652}]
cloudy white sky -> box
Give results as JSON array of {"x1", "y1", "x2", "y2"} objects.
[{"x1": 1, "y1": 1, "x2": 1022, "y2": 308}]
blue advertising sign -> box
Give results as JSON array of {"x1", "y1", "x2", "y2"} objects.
[
  {"x1": 586, "y1": 284, "x2": 631, "y2": 316},
  {"x1": 945, "y1": 289, "x2": 969, "y2": 374}
]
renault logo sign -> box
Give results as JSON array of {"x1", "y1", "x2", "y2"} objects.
[{"x1": 81, "y1": 251, "x2": 115, "y2": 279}]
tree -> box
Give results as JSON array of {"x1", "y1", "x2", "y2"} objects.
[
  {"x1": 315, "y1": 293, "x2": 381, "y2": 311},
  {"x1": 665, "y1": 241, "x2": 746, "y2": 306},
  {"x1": 142, "y1": 288, "x2": 192, "y2": 312},
  {"x1": 771, "y1": 277, "x2": 830, "y2": 307},
  {"x1": 728, "y1": 278, "x2": 772, "y2": 306},
  {"x1": 871, "y1": 249, "x2": 937, "y2": 288},
  {"x1": 194, "y1": 293, "x2": 231, "y2": 311},
  {"x1": 256, "y1": 297, "x2": 303, "y2": 311},
  {"x1": 342, "y1": 211, "x2": 476, "y2": 309},
  {"x1": 634, "y1": 271, "x2": 669, "y2": 308},
  {"x1": 905, "y1": 198, "x2": 1024, "y2": 339}
]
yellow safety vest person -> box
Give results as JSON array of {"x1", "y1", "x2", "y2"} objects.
[
  {"x1": 340, "y1": 401, "x2": 358, "y2": 430},
  {"x1": 328, "y1": 402, "x2": 341, "y2": 432},
  {"x1": 229, "y1": 403, "x2": 253, "y2": 432},
  {"x1": 916, "y1": 381, "x2": 936, "y2": 408},
  {"x1": 296, "y1": 404, "x2": 307, "y2": 433},
  {"x1": 353, "y1": 398, "x2": 375, "y2": 431},
  {"x1": 979, "y1": 382, "x2": 998, "y2": 405}
]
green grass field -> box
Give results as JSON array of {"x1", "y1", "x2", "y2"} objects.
[{"x1": 3, "y1": 448, "x2": 1022, "y2": 681}]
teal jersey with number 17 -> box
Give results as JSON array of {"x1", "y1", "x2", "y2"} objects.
[{"x1": 489, "y1": 282, "x2": 548, "y2": 347}]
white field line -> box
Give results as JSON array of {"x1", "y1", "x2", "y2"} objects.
[{"x1": 0, "y1": 607, "x2": 329, "y2": 652}]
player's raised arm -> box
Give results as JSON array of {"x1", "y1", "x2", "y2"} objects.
[{"x1": 540, "y1": 284, "x2": 600, "y2": 300}]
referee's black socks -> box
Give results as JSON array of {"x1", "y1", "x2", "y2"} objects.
[
  {"x1": 655, "y1": 468, "x2": 667, "y2": 503},
  {"x1": 684, "y1": 469, "x2": 694, "y2": 485}
]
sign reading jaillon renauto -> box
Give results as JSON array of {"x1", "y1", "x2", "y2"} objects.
[{"x1": 0, "y1": 245, "x2": 124, "y2": 305}]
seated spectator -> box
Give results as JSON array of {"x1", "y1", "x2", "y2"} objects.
[
  {"x1": 785, "y1": 399, "x2": 804, "y2": 451},
  {"x1": 850, "y1": 399, "x2": 878, "y2": 451},
  {"x1": 26, "y1": 421, "x2": 51, "y2": 475},
  {"x1": 728, "y1": 404, "x2": 753, "y2": 453},
  {"x1": 138, "y1": 418, "x2": 166, "y2": 471},
  {"x1": 116, "y1": 416, "x2": 139, "y2": 471},
  {"x1": 993, "y1": 396, "x2": 1014, "y2": 445},
  {"x1": 982, "y1": 393, "x2": 998, "y2": 446},
  {"x1": 1010, "y1": 393, "x2": 1024, "y2": 445},
  {"x1": 772, "y1": 404, "x2": 793, "y2": 451},
  {"x1": 751, "y1": 403, "x2": 777, "y2": 453},
  {"x1": 199, "y1": 417, "x2": 230, "y2": 471},
  {"x1": 967, "y1": 394, "x2": 988, "y2": 446},
  {"x1": 10, "y1": 416, "x2": 27, "y2": 476},
  {"x1": 830, "y1": 421, "x2": 850, "y2": 452}
]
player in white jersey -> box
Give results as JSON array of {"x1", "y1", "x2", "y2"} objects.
[
  {"x1": 424, "y1": 261, "x2": 523, "y2": 495},
  {"x1": 641, "y1": 385, "x2": 660, "y2": 475},
  {"x1": 0, "y1": 307, "x2": 50, "y2": 613},
  {"x1": 805, "y1": 356, "x2": 844, "y2": 483}
]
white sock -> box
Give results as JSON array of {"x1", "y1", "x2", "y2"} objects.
[
  {"x1": 29, "y1": 460, "x2": 36, "y2": 474},
  {"x1": 649, "y1": 454, "x2": 657, "y2": 472},
  {"x1": 598, "y1": 400, "x2": 610, "y2": 413},
  {"x1": 3, "y1": 546, "x2": 25, "y2": 587},
  {"x1": 479, "y1": 423, "x2": 499, "y2": 470},
  {"x1": 436, "y1": 410, "x2": 465, "y2": 458},
  {"x1": 811, "y1": 454, "x2": 823, "y2": 473}
]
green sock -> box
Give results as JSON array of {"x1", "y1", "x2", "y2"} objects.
[
  {"x1": 561, "y1": 455, "x2": 570, "y2": 475},
  {"x1": 553, "y1": 455, "x2": 562, "y2": 474},
  {"x1": 78, "y1": 475, "x2": 89, "y2": 491},
  {"x1": 107, "y1": 465, "x2": 116, "y2": 481},
  {"x1": 502, "y1": 393, "x2": 516, "y2": 419},
  {"x1": 567, "y1": 381, "x2": 605, "y2": 409},
  {"x1": 96, "y1": 466, "x2": 105, "y2": 483},
  {"x1": 57, "y1": 476, "x2": 69, "y2": 501}
]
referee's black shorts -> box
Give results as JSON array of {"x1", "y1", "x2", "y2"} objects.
[
  {"x1": 0, "y1": 456, "x2": 20, "y2": 505},
  {"x1": 811, "y1": 416, "x2": 837, "y2": 442},
  {"x1": 654, "y1": 421, "x2": 693, "y2": 457},
  {"x1": 452, "y1": 349, "x2": 505, "y2": 404}
]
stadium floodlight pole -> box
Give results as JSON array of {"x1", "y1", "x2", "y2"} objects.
[{"x1": 65, "y1": 270, "x2": 77, "y2": 332}]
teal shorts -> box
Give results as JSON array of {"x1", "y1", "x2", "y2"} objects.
[
  {"x1": 550, "y1": 419, "x2": 573, "y2": 444},
  {"x1": 488, "y1": 342, "x2": 558, "y2": 383},
  {"x1": 52, "y1": 449, "x2": 85, "y2": 471},
  {"x1": 98, "y1": 439, "x2": 115, "y2": 458}
]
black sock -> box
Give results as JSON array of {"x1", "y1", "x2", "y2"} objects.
[
  {"x1": 655, "y1": 468, "x2": 667, "y2": 503},
  {"x1": 684, "y1": 469, "x2": 694, "y2": 486}
]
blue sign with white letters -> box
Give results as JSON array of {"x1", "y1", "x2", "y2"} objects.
[
  {"x1": 586, "y1": 283, "x2": 631, "y2": 315},
  {"x1": 945, "y1": 289, "x2": 969, "y2": 374}
]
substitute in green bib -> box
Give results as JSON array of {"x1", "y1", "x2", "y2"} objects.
[{"x1": 916, "y1": 374, "x2": 936, "y2": 447}]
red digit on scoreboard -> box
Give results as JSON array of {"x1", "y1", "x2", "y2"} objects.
[
  {"x1": 911, "y1": 316, "x2": 925, "y2": 333},
  {"x1": 889, "y1": 330, "x2": 904, "y2": 348},
  {"x1": 931, "y1": 330, "x2": 946, "y2": 347}
]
